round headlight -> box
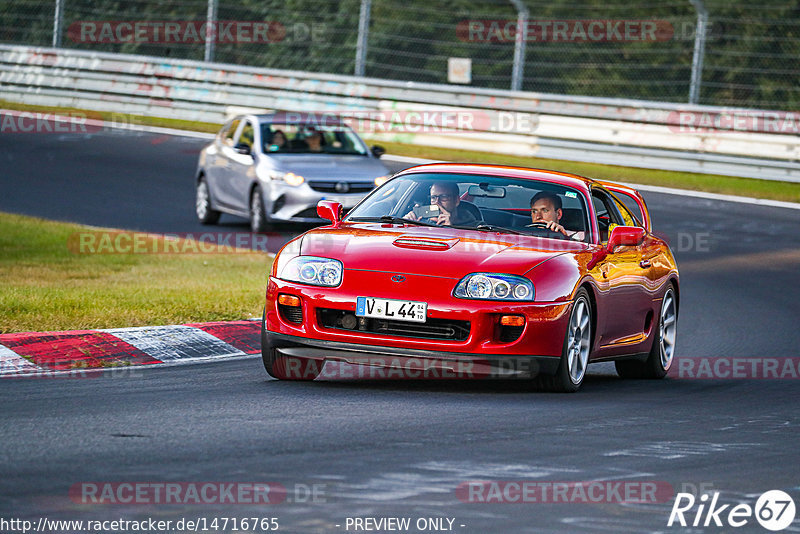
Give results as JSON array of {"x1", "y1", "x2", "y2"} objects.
[
  {"x1": 513, "y1": 284, "x2": 530, "y2": 299},
  {"x1": 299, "y1": 263, "x2": 318, "y2": 282},
  {"x1": 467, "y1": 275, "x2": 493, "y2": 298},
  {"x1": 493, "y1": 280, "x2": 511, "y2": 299},
  {"x1": 318, "y1": 263, "x2": 341, "y2": 285}
]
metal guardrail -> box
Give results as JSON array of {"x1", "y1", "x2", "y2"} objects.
[{"x1": 1, "y1": 44, "x2": 798, "y2": 182}]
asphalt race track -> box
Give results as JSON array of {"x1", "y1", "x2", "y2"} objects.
[{"x1": 1, "y1": 129, "x2": 799, "y2": 533}]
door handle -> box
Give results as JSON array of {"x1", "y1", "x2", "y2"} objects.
[{"x1": 639, "y1": 259, "x2": 651, "y2": 268}]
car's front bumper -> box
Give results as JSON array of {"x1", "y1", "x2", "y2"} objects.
[
  {"x1": 263, "y1": 181, "x2": 372, "y2": 222},
  {"x1": 264, "y1": 273, "x2": 573, "y2": 376},
  {"x1": 264, "y1": 331, "x2": 562, "y2": 378}
]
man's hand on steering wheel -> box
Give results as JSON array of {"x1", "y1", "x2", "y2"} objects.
[{"x1": 528, "y1": 220, "x2": 568, "y2": 236}]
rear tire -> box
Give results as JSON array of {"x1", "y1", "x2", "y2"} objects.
[
  {"x1": 537, "y1": 288, "x2": 592, "y2": 392},
  {"x1": 196, "y1": 177, "x2": 220, "y2": 224},
  {"x1": 615, "y1": 285, "x2": 677, "y2": 379},
  {"x1": 261, "y1": 309, "x2": 322, "y2": 381},
  {"x1": 250, "y1": 185, "x2": 269, "y2": 233}
]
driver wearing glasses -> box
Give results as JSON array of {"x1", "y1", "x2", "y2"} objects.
[
  {"x1": 529, "y1": 191, "x2": 585, "y2": 241},
  {"x1": 405, "y1": 182, "x2": 478, "y2": 226}
]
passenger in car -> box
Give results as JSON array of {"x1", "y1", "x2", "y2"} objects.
[
  {"x1": 529, "y1": 191, "x2": 585, "y2": 241},
  {"x1": 306, "y1": 130, "x2": 324, "y2": 152},
  {"x1": 405, "y1": 182, "x2": 479, "y2": 226},
  {"x1": 267, "y1": 130, "x2": 288, "y2": 152}
]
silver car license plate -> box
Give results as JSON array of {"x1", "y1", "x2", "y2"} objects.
[{"x1": 356, "y1": 297, "x2": 427, "y2": 323}]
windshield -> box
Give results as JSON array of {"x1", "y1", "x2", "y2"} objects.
[
  {"x1": 346, "y1": 172, "x2": 591, "y2": 242},
  {"x1": 260, "y1": 122, "x2": 368, "y2": 155}
]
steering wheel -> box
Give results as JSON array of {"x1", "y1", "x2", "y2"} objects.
[{"x1": 525, "y1": 222, "x2": 568, "y2": 239}]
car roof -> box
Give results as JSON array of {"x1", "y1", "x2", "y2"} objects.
[
  {"x1": 250, "y1": 112, "x2": 347, "y2": 126},
  {"x1": 394, "y1": 163, "x2": 613, "y2": 192}
]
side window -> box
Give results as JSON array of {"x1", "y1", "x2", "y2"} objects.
[
  {"x1": 223, "y1": 119, "x2": 241, "y2": 147},
  {"x1": 610, "y1": 194, "x2": 638, "y2": 227},
  {"x1": 591, "y1": 189, "x2": 625, "y2": 243},
  {"x1": 238, "y1": 121, "x2": 255, "y2": 149},
  {"x1": 609, "y1": 189, "x2": 647, "y2": 229}
]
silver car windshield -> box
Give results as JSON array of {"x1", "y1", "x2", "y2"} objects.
[{"x1": 261, "y1": 123, "x2": 368, "y2": 155}]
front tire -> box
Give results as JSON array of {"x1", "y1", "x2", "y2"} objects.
[
  {"x1": 250, "y1": 185, "x2": 269, "y2": 233},
  {"x1": 615, "y1": 285, "x2": 677, "y2": 379},
  {"x1": 261, "y1": 310, "x2": 322, "y2": 381},
  {"x1": 196, "y1": 177, "x2": 220, "y2": 224},
  {"x1": 538, "y1": 288, "x2": 592, "y2": 392}
]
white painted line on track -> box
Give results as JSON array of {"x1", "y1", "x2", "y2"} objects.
[{"x1": 6, "y1": 108, "x2": 795, "y2": 211}]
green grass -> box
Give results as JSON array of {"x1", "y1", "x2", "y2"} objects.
[
  {"x1": 0, "y1": 213, "x2": 272, "y2": 333},
  {"x1": 3, "y1": 99, "x2": 799, "y2": 202}
]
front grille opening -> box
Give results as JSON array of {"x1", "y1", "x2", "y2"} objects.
[
  {"x1": 308, "y1": 181, "x2": 374, "y2": 194},
  {"x1": 499, "y1": 325, "x2": 524, "y2": 343},
  {"x1": 318, "y1": 308, "x2": 469, "y2": 341},
  {"x1": 279, "y1": 304, "x2": 303, "y2": 324},
  {"x1": 272, "y1": 194, "x2": 286, "y2": 214}
]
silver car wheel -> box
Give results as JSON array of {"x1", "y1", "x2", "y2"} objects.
[
  {"x1": 250, "y1": 192, "x2": 262, "y2": 231},
  {"x1": 196, "y1": 181, "x2": 210, "y2": 219},
  {"x1": 659, "y1": 289, "x2": 677, "y2": 370},
  {"x1": 567, "y1": 298, "x2": 591, "y2": 384}
]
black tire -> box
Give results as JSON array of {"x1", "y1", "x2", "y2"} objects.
[
  {"x1": 537, "y1": 288, "x2": 592, "y2": 392},
  {"x1": 615, "y1": 285, "x2": 678, "y2": 379},
  {"x1": 196, "y1": 177, "x2": 220, "y2": 224},
  {"x1": 249, "y1": 185, "x2": 269, "y2": 233},
  {"x1": 260, "y1": 309, "x2": 322, "y2": 381}
]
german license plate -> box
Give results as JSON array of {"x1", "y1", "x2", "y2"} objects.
[{"x1": 356, "y1": 297, "x2": 427, "y2": 323}]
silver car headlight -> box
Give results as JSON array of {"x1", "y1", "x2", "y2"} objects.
[
  {"x1": 279, "y1": 256, "x2": 343, "y2": 287},
  {"x1": 269, "y1": 170, "x2": 305, "y2": 187},
  {"x1": 454, "y1": 273, "x2": 534, "y2": 301}
]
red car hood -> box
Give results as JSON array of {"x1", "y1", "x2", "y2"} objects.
[{"x1": 298, "y1": 223, "x2": 582, "y2": 278}]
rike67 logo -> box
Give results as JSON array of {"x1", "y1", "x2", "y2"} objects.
[{"x1": 668, "y1": 490, "x2": 796, "y2": 531}]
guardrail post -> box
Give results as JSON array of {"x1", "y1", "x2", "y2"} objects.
[
  {"x1": 204, "y1": 0, "x2": 218, "y2": 62},
  {"x1": 689, "y1": 0, "x2": 708, "y2": 104},
  {"x1": 509, "y1": 0, "x2": 528, "y2": 92},
  {"x1": 52, "y1": 0, "x2": 64, "y2": 48},
  {"x1": 355, "y1": 0, "x2": 371, "y2": 77}
]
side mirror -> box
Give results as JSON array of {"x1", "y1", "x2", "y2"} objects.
[
  {"x1": 606, "y1": 226, "x2": 646, "y2": 253},
  {"x1": 317, "y1": 200, "x2": 343, "y2": 225},
  {"x1": 234, "y1": 143, "x2": 252, "y2": 156},
  {"x1": 371, "y1": 145, "x2": 386, "y2": 158}
]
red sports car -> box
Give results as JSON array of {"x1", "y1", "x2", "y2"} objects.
[{"x1": 261, "y1": 163, "x2": 679, "y2": 392}]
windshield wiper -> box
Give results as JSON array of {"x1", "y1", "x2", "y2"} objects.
[
  {"x1": 347, "y1": 216, "x2": 437, "y2": 227},
  {"x1": 469, "y1": 223, "x2": 526, "y2": 235},
  {"x1": 378, "y1": 216, "x2": 438, "y2": 227}
]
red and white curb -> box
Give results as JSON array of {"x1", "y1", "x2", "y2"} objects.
[{"x1": 0, "y1": 320, "x2": 261, "y2": 377}]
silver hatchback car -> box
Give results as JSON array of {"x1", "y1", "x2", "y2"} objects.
[{"x1": 195, "y1": 113, "x2": 390, "y2": 231}]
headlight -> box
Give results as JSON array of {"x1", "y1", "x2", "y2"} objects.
[
  {"x1": 270, "y1": 170, "x2": 305, "y2": 186},
  {"x1": 454, "y1": 273, "x2": 534, "y2": 301},
  {"x1": 279, "y1": 256, "x2": 343, "y2": 287},
  {"x1": 374, "y1": 175, "x2": 390, "y2": 187}
]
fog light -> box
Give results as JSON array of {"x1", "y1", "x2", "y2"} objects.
[
  {"x1": 278, "y1": 294, "x2": 301, "y2": 307},
  {"x1": 500, "y1": 315, "x2": 525, "y2": 327}
]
